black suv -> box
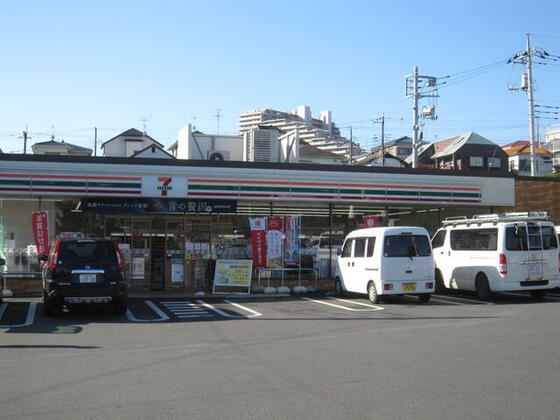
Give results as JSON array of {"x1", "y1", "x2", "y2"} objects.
[{"x1": 41, "y1": 238, "x2": 127, "y2": 316}]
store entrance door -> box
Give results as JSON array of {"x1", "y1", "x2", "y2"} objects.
[{"x1": 185, "y1": 217, "x2": 212, "y2": 292}]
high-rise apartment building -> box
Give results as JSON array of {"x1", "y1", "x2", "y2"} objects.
[{"x1": 239, "y1": 105, "x2": 364, "y2": 158}]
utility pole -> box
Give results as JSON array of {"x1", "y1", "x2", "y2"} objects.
[
  {"x1": 526, "y1": 34, "x2": 537, "y2": 177},
  {"x1": 21, "y1": 127, "x2": 30, "y2": 155},
  {"x1": 508, "y1": 34, "x2": 538, "y2": 177},
  {"x1": 94, "y1": 127, "x2": 98, "y2": 157},
  {"x1": 374, "y1": 114, "x2": 385, "y2": 166},
  {"x1": 411, "y1": 66, "x2": 419, "y2": 168},
  {"x1": 349, "y1": 126, "x2": 353, "y2": 164},
  {"x1": 405, "y1": 67, "x2": 438, "y2": 168}
]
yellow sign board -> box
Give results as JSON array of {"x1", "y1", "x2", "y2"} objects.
[{"x1": 213, "y1": 259, "x2": 253, "y2": 290}]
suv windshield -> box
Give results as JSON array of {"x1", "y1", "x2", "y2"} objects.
[
  {"x1": 384, "y1": 235, "x2": 431, "y2": 257},
  {"x1": 59, "y1": 240, "x2": 118, "y2": 267}
]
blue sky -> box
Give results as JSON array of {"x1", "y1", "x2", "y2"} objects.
[{"x1": 1, "y1": 0, "x2": 559, "y2": 153}]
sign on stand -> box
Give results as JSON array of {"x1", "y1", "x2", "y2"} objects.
[{"x1": 213, "y1": 259, "x2": 253, "y2": 295}]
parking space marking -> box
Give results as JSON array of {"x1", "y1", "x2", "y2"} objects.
[
  {"x1": 499, "y1": 292, "x2": 560, "y2": 301},
  {"x1": 0, "y1": 302, "x2": 37, "y2": 328},
  {"x1": 223, "y1": 300, "x2": 263, "y2": 317},
  {"x1": 197, "y1": 300, "x2": 259, "y2": 318},
  {"x1": 433, "y1": 294, "x2": 495, "y2": 305},
  {"x1": 126, "y1": 300, "x2": 170, "y2": 323},
  {"x1": 430, "y1": 298, "x2": 470, "y2": 306},
  {"x1": 160, "y1": 301, "x2": 213, "y2": 319},
  {"x1": 327, "y1": 297, "x2": 384, "y2": 309},
  {"x1": 302, "y1": 297, "x2": 384, "y2": 311}
]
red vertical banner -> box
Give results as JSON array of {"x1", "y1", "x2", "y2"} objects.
[
  {"x1": 249, "y1": 217, "x2": 267, "y2": 268},
  {"x1": 363, "y1": 215, "x2": 379, "y2": 228},
  {"x1": 32, "y1": 211, "x2": 49, "y2": 255},
  {"x1": 266, "y1": 217, "x2": 283, "y2": 268}
]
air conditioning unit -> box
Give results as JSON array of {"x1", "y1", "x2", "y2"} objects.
[{"x1": 207, "y1": 150, "x2": 230, "y2": 161}]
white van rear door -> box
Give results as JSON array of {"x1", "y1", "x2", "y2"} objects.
[
  {"x1": 504, "y1": 223, "x2": 558, "y2": 281},
  {"x1": 381, "y1": 233, "x2": 433, "y2": 291}
]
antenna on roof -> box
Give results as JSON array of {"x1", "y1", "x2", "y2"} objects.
[
  {"x1": 51, "y1": 125, "x2": 55, "y2": 141},
  {"x1": 214, "y1": 108, "x2": 222, "y2": 134},
  {"x1": 140, "y1": 118, "x2": 149, "y2": 134}
]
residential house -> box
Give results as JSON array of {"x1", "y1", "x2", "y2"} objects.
[
  {"x1": 354, "y1": 151, "x2": 408, "y2": 168},
  {"x1": 101, "y1": 128, "x2": 163, "y2": 157},
  {"x1": 32, "y1": 138, "x2": 92, "y2": 156},
  {"x1": 131, "y1": 144, "x2": 176, "y2": 159},
  {"x1": 503, "y1": 145, "x2": 553, "y2": 176},
  {"x1": 430, "y1": 132, "x2": 508, "y2": 173},
  {"x1": 169, "y1": 124, "x2": 244, "y2": 161}
]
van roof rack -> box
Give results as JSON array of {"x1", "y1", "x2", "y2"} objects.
[{"x1": 442, "y1": 212, "x2": 550, "y2": 226}]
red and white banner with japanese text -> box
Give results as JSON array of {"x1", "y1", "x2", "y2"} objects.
[
  {"x1": 363, "y1": 215, "x2": 379, "y2": 228},
  {"x1": 266, "y1": 217, "x2": 283, "y2": 268},
  {"x1": 32, "y1": 211, "x2": 49, "y2": 255},
  {"x1": 249, "y1": 217, "x2": 267, "y2": 268}
]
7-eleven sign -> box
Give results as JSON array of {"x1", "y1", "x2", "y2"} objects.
[
  {"x1": 157, "y1": 177, "x2": 173, "y2": 196},
  {"x1": 141, "y1": 176, "x2": 187, "y2": 198}
]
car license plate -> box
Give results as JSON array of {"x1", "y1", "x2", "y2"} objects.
[
  {"x1": 529, "y1": 264, "x2": 542, "y2": 274},
  {"x1": 402, "y1": 283, "x2": 416, "y2": 292},
  {"x1": 79, "y1": 274, "x2": 97, "y2": 283}
]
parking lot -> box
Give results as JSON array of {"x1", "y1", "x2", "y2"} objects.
[
  {"x1": 2, "y1": 291, "x2": 560, "y2": 328},
  {"x1": 1, "y1": 291, "x2": 560, "y2": 419}
]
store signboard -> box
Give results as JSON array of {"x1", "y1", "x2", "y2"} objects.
[
  {"x1": 81, "y1": 198, "x2": 236, "y2": 214},
  {"x1": 132, "y1": 257, "x2": 145, "y2": 279},
  {"x1": 31, "y1": 211, "x2": 49, "y2": 255},
  {"x1": 141, "y1": 176, "x2": 187, "y2": 198},
  {"x1": 213, "y1": 259, "x2": 252, "y2": 295},
  {"x1": 363, "y1": 215, "x2": 380, "y2": 228}
]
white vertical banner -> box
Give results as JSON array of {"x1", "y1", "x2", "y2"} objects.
[{"x1": 284, "y1": 215, "x2": 300, "y2": 266}]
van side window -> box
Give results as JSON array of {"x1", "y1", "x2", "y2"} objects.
[
  {"x1": 450, "y1": 229, "x2": 498, "y2": 251},
  {"x1": 366, "y1": 237, "x2": 376, "y2": 257},
  {"x1": 431, "y1": 230, "x2": 446, "y2": 248},
  {"x1": 341, "y1": 239, "x2": 353, "y2": 258},
  {"x1": 354, "y1": 238, "x2": 366, "y2": 258}
]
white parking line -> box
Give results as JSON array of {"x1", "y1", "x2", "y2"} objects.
[
  {"x1": 196, "y1": 300, "x2": 238, "y2": 318},
  {"x1": 0, "y1": 302, "x2": 37, "y2": 328},
  {"x1": 433, "y1": 294, "x2": 495, "y2": 305},
  {"x1": 223, "y1": 300, "x2": 263, "y2": 317},
  {"x1": 126, "y1": 300, "x2": 170, "y2": 323},
  {"x1": 302, "y1": 297, "x2": 384, "y2": 311},
  {"x1": 177, "y1": 314, "x2": 213, "y2": 318},
  {"x1": 430, "y1": 298, "x2": 470, "y2": 306},
  {"x1": 327, "y1": 297, "x2": 384, "y2": 309},
  {"x1": 499, "y1": 292, "x2": 560, "y2": 301}
]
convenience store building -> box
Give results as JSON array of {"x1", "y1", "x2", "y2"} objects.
[{"x1": 0, "y1": 154, "x2": 516, "y2": 292}]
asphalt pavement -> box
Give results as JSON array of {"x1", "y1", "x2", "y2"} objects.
[{"x1": 1, "y1": 292, "x2": 560, "y2": 419}]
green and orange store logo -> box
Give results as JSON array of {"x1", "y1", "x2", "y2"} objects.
[{"x1": 157, "y1": 177, "x2": 173, "y2": 196}]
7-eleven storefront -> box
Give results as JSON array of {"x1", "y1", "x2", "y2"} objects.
[{"x1": 0, "y1": 155, "x2": 515, "y2": 293}]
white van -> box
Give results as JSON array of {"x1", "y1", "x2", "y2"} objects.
[
  {"x1": 334, "y1": 227, "x2": 435, "y2": 303},
  {"x1": 432, "y1": 212, "x2": 560, "y2": 300}
]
